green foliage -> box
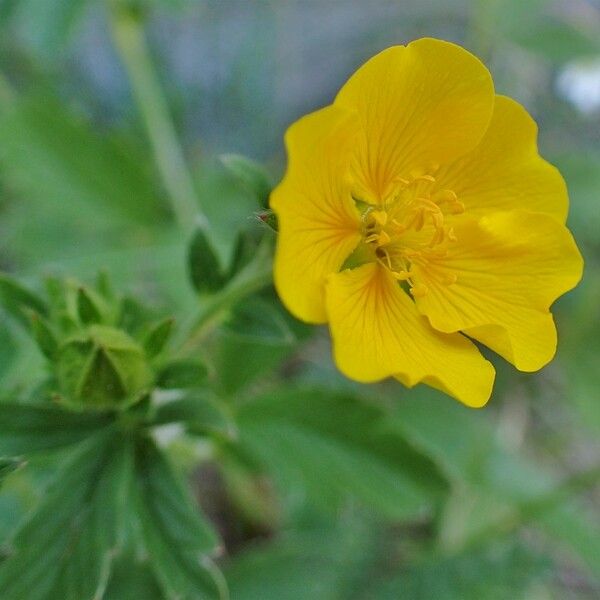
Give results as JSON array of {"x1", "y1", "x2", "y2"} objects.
[
  {"x1": 0, "y1": 0, "x2": 598, "y2": 597},
  {"x1": 220, "y1": 153, "x2": 273, "y2": 209},
  {"x1": 0, "y1": 431, "x2": 132, "y2": 600},
  {"x1": 232, "y1": 388, "x2": 447, "y2": 519},
  {"x1": 133, "y1": 437, "x2": 225, "y2": 599}
]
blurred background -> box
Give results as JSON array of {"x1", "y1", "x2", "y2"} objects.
[{"x1": 0, "y1": 0, "x2": 599, "y2": 598}]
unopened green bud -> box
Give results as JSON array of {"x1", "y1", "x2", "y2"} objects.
[{"x1": 56, "y1": 325, "x2": 153, "y2": 409}]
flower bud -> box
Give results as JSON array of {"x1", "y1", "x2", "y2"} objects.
[{"x1": 56, "y1": 325, "x2": 153, "y2": 409}]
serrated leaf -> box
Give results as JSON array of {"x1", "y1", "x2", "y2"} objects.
[
  {"x1": 188, "y1": 226, "x2": 226, "y2": 294},
  {"x1": 0, "y1": 272, "x2": 48, "y2": 327},
  {"x1": 233, "y1": 388, "x2": 447, "y2": 520},
  {"x1": 143, "y1": 317, "x2": 175, "y2": 358},
  {"x1": 0, "y1": 431, "x2": 133, "y2": 600},
  {"x1": 220, "y1": 153, "x2": 272, "y2": 209},
  {"x1": 0, "y1": 402, "x2": 112, "y2": 454},
  {"x1": 134, "y1": 436, "x2": 225, "y2": 600}
]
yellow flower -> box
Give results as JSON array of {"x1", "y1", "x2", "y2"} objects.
[{"x1": 270, "y1": 38, "x2": 583, "y2": 407}]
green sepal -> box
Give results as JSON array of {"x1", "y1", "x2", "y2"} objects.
[
  {"x1": 76, "y1": 286, "x2": 107, "y2": 325},
  {"x1": 0, "y1": 272, "x2": 48, "y2": 327},
  {"x1": 142, "y1": 317, "x2": 174, "y2": 358},
  {"x1": 28, "y1": 312, "x2": 59, "y2": 360}
]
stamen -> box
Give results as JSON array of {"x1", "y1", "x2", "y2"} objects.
[{"x1": 410, "y1": 283, "x2": 429, "y2": 298}]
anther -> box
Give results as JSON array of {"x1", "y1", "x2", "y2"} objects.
[{"x1": 410, "y1": 283, "x2": 429, "y2": 298}]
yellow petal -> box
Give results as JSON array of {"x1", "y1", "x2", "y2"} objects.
[
  {"x1": 433, "y1": 95, "x2": 568, "y2": 222},
  {"x1": 335, "y1": 38, "x2": 494, "y2": 203},
  {"x1": 412, "y1": 211, "x2": 583, "y2": 371},
  {"x1": 270, "y1": 105, "x2": 362, "y2": 323},
  {"x1": 325, "y1": 263, "x2": 495, "y2": 407}
]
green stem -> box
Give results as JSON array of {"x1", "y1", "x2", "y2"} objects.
[
  {"x1": 108, "y1": 4, "x2": 204, "y2": 233},
  {"x1": 0, "y1": 71, "x2": 15, "y2": 111},
  {"x1": 178, "y1": 241, "x2": 273, "y2": 354}
]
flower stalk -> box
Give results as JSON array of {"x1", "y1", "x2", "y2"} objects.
[{"x1": 109, "y1": 3, "x2": 205, "y2": 233}]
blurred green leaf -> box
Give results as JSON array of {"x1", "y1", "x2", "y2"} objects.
[
  {"x1": 0, "y1": 272, "x2": 48, "y2": 327},
  {"x1": 134, "y1": 436, "x2": 225, "y2": 600},
  {"x1": 0, "y1": 431, "x2": 133, "y2": 600},
  {"x1": 0, "y1": 457, "x2": 23, "y2": 487},
  {"x1": 234, "y1": 388, "x2": 448, "y2": 520},
  {"x1": 152, "y1": 393, "x2": 234, "y2": 438},
  {"x1": 0, "y1": 94, "x2": 167, "y2": 230},
  {"x1": 213, "y1": 297, "x2": 301, "y2": 396},
  {"x1": 220, "y1": 153, "x2": 273, "y2": 209},
  {"x1": 375, "y1": 540, "x2": 550, "y2": 600},
  {"x1": 156, "y1": 358, "x2": 208, "y2": 389},
  {"x1": 389, "y1": 392, "x2": 600, "y2": 577},
  {"x1": 188, "y1": 226, "x2": 227, "y2": 294},
  {"x1": 194, "y1": 163, "x2": 262, "y2": 269},
  {"x1": 0, "y1": 402, "x2": 112, "y2": 454},
  {"x1": 226, "y1": 517, "x2": 378, "y2": 600}
]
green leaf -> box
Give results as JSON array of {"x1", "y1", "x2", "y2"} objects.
[
  {"x1": 375, "y1": 540, "x2": 550, "y2": 600},
  {"x1": 188, "y1": 226, "x2": 227, "y2": 294},
  {"x1": 219, "y1": 153, "x2": 272, "y2": 209},
  {"x1": 156, "y1": 358, "x2": 209, "y2": 389},
  {"x1": 212, "y1": 297, "x2": 302, "y2": 396},
  {"x1": 226, "y1": 517, "x2": 377, "y2": 600},
  {"x1": 233, "y1": 388, "x2": 448, "y2": 520},
  {"x1": 134, "y1": 436, "x2": 225, "y2": 599},
  {"x1": 143, "y1": 317, "x2": 175, "y2": 358},
  {"x1": 0, "y1": 272, "x2": 48, "y2": 327},
  {"x1": 105, "y1": 556, "x2": 164, "y2": 600},
  {"x1": 0, "y1": 431, "x2": 133, "y2": 600},
  {"x1": 0, "y1": 402, "x2": 112, "y2": 454},
  {"x1": 389, "y1": 392, "x2": 600, "y2": 577},
  {"x1": 0, "y1": 457, "x2": 24, "y2": 487},
  {"x1": 152, "y1": 393, "x2": 235, "y2": 438},
  {"x1": 0, "y1": 93, "x2": 166, "y2": 231}
]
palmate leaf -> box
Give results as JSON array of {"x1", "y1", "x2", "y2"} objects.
[
  {"x1": 374, "y1": 540, "x2": 550, "y2": 600},
  {"x1": 134, "y1": 436, "x2": 226, "y2": 600},
  {"x1": 0, "y1": 402, "x2": 112, "y2": 455},
  {"x1": 232, "y1": 388, "x2": 448, "y2": 520},
  {"x1": 0, "y1": 430, "x2": 133, "y2": 600},
  {"x1": 226, "y1": 516, "x2": 378, "y2": 600},
  {"x1": 388, "y1": 391, "x2": 600, "y2": 579}
]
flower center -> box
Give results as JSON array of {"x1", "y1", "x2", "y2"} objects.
[{"x1": 359, "y1": 174, "x2": 464, "y2": 297}]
